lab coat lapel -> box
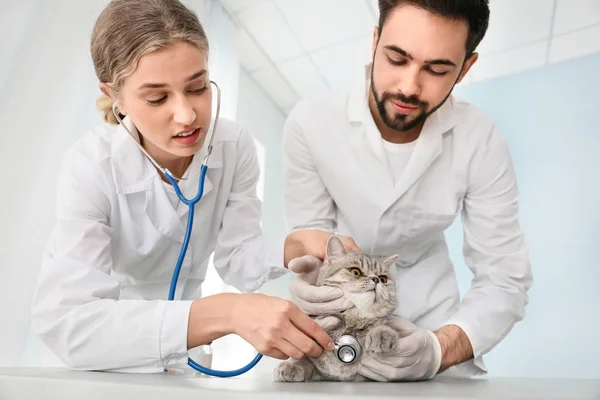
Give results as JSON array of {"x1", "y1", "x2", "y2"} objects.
[
  {"x1": 383, "y1": 97, "x2": 458, "y2": 211},
  {"x1": 347, "y1": 79, "x2": 396, "y2": 206},
  {"x1": 145, "y1": 178, "x2": 185, "y2": 243}
]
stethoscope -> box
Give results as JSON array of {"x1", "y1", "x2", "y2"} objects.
[
  {"x1": 334, "y1": 335, "x2": 362, "y2": 364},
  {"x1": 112, "y1": 80, "x2": 362, "y2": 377}
]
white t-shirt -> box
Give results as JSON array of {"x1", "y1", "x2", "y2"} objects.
[{"x1": 382, "y1": 138, "x2": 417, "y2": 184}]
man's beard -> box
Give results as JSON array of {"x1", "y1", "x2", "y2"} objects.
[{"x1": 370, "y1": 65, "x2": 453, "y2": 133}]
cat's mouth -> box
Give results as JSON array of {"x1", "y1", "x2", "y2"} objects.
[
  {"x1": 324, "y1": 283, "x2": 395, "y2": 311},
  {"x1": 343, "y1": 282, "x2": 378, "y2": 294},
  {"x1": 344, "y1": 285, "x2": 394, "y2": 304}
]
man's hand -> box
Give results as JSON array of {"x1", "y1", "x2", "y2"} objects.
[
  {"x1": 358, "y1": 316, "x2": 441, "y2": 381},
  {"x1": 358, "y1": 316, "x2": 474, "y2": 381},
  {"x1": 283, "y1": 230, "x2": 360, "y2": 267}
]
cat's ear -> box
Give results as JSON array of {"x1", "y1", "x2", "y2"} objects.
[
  {"x1": 382, "y1": 255, "x2": 399, "y2": 268},
  {"x1": 326, "y1": 235, "x2": 347, "y2": 259}
]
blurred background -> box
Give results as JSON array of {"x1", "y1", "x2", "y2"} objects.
[{"x1": 1, "y1": 0, "x2": 599, "y2": 379}]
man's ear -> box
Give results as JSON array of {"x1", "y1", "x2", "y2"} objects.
[
  {"x1": 371, "y1": 25, "x2": 380, "y2": 59},
  {"x1": 456, "y1": 52, "x2": 479, "y2": 84}
]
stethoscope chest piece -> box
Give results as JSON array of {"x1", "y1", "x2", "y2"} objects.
[{"x1": 334, "y1": 335, "x2": 362, "y2": 364}]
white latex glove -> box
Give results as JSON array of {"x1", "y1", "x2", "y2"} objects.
[
  {"x1": 359, "y1": 316, "x2": 442, "y2": 381},
  {"x1": 288, "y1": 255, "x2": 354, "y2": 316}
]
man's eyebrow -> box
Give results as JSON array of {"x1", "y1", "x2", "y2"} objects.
[{"x1": 384, "y1": 45, "x2": 457, "y2": 67}]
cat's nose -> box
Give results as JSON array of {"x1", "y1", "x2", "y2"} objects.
[{"x1": 371, "y1": 276, "x2": 380, "y2": 284}]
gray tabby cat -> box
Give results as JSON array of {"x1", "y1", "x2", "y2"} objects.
[{"x1": 274, "y1": 235, "x2": 399, "y2": 382}]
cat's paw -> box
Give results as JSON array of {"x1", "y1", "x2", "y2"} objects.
[
  {"x1": 273, "y1": 362, "x2": 307, "y2": 382},
  {"x1": 364, "y1": 326, "x2": 398, "y2": 354}
]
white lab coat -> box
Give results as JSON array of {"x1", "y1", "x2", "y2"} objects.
[
  {"x1": 31, "y1": 116, "x2": 287, "y2": 373},
  {"x1": 283, "y1": 77, "x2": 533, "y2": 375}
]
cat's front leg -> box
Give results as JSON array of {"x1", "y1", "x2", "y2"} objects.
[
  {"x1": 364, "y1": 325, "x2": 398, "y2": 354},
  {"x1": 273, "y1": 359, "x2": 316, "y2": 382}
]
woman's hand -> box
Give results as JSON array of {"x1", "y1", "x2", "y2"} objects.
[{"x1": 230, "y1": 293, "x2": 335, "y2": 360}]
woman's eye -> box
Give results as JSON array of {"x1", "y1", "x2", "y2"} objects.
[
  {"x1": 190, "y1": 87, "x2": 207, "y2": 94},
  {"x1": 379, "y1": 275, "x2": 388, "y2": 284},
  {"x1": 147, "y1": 96, "x2": 167, "y2": 106},
  {"x1": 146, "y1": 87, "x2": 206, "y2": 106},
  {"x1": 348, "y1": 268, "x2": 362, "y2": 277}
]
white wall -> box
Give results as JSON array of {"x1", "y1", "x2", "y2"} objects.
[
  {"x1": 0, "y1": 0, "x2": 112, "y2": 367},
  {"x1": 237, "y1": 70, "x2": 294, "y2": 301},
  {"x1": 451, "y1": 53, "x2": 600, "y2": 379},
  {"x1": 236, "y1": 71, "x2": 288, "y2": 243},
  {"x1": 201, "y1": 0, "x2": 239, "y2": 120}
]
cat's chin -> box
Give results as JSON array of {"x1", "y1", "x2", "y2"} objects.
[
  {"x1": 344, "y1": 290, "x2": 374, "y2": 310},
  {"x1": 343, "y1": 290, "x2": 395, "y2": 318}
]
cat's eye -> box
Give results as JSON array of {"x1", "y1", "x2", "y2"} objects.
[
  {"x1": 379, "y1": 275, "x2": 388, "y2": 284},
  {"x1": 348, "y1": 267, "x2": 362, "y2": 277}
]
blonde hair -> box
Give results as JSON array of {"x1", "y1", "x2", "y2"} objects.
[{"x1": 91, "y1": 0, "x2": 209, "y2": 124}]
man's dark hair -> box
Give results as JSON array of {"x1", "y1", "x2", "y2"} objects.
[{"x1": 378, "y1": 0, "x2": 490, "y2": 57}]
